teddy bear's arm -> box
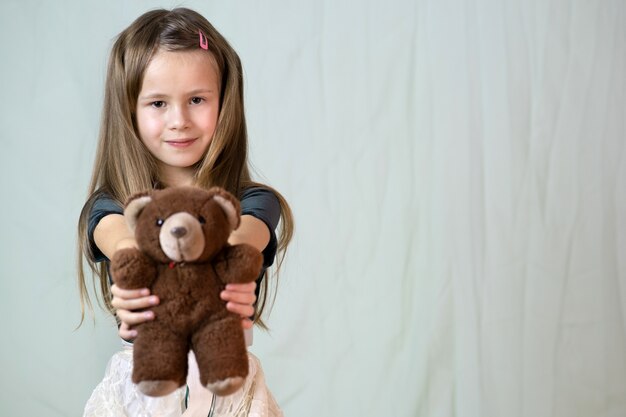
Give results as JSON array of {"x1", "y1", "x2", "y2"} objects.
[
  {"x1": 213, "y1": 244, "x2": 263, "y2": 285},
  {"x1": 110, "y1": 247, "x2": 157, "y2": 289}
]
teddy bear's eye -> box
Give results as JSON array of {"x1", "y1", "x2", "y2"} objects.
[
  {"x1": 156, "y1": 219, "x2": 164, "y2": 227},
  {"x1": 198, "y1": 216, "x2": 206, "y2": 224}
]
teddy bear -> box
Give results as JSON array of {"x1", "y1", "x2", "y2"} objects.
[{"x1": 110, "y1": 186, "x2": 263, "y2": 397}]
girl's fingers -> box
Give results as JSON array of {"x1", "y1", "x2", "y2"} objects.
[
  {"x1": 225, "y1": 302, "x2": 255, "y2": 318},
  {"x1": 118, "y1": 321, "x2": 138, "y2": 340},
  {"x1": 110, "y1": 284, "x2": 159, "y2": 311},
  {"x1": 241, "y1": 318, "x2": 254, "y2": 330},
  {"x1": 116, "y1": 308, "x2": 155, "y2": 327},
  {"x1": 221, "y1": 281, "x2": 257, "y2": 304},
  {"x1": 220, "y1": 290, "x2": 256, "y2": 305},
  {"x1": 111, "y1": 294, "x2": 159, "y2": 311},
  {"x1": 222, "y1": 282, "x2": 257, "y2": 319},
  {"x1": 111, "y1": 284, "x2": 150, "y2": 299}
]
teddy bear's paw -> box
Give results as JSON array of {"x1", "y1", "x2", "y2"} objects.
[
  {"x1": 138, "y1": 380, "x2": 180, "y2": 397},
  {"x1": 206, "y1": 376, "x2": 244, "y2": 396}
]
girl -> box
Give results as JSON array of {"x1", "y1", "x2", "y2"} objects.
[{"x1": 77, "y1": 7, "x2": 293, "y2": 417}]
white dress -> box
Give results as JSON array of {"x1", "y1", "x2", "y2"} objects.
[{"x1": 83, "y1": 337, "x2": 283, "y2": 417}]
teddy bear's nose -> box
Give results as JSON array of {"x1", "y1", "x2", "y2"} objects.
[{"x1": 170, "y1": 226, "x2": 187, "y2": 238}]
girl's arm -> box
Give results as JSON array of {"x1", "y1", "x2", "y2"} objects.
[
  {"x1": 93, "y1": 213, "x2": 137, "y2": 255},
  {"x1": 95, "y1": 213, "x2": 268, "y2": 339}
]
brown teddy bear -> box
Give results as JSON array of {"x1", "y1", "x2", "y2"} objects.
[{"x1": 110, "y1": 186, "x2": 263, "y2": 397}]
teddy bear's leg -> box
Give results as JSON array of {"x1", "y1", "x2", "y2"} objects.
[
  {"x1": 133, "y1": 322, "x2": 189, "y2": 397},
  {"x1": 191, "y1": 315, "x2": 249, "y2": 396}
]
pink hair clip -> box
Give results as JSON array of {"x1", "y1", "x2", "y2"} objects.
[{"x1": 199, "y1": 30, "x2": 208, "y2": 50}]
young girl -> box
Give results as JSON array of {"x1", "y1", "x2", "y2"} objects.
[{"x1": 77, "y1": 7, "x2": 293, "y2": 416}]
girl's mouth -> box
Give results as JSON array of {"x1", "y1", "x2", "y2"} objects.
[{"x1": 165, "y1": 138, "x2": 196, "y2": 148}]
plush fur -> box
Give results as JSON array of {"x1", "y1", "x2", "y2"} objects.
[{"x1": 110, "y1": 186, "x2": 263, "y2": 397}]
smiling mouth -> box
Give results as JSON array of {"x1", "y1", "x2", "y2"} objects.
[{"x1": 166, "y1": 139, "x2": 197, "y2": 148}]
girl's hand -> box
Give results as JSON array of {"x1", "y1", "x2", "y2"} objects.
[
  {"x1": 221, "y1": 281, "x2": 257, "y2": 329},
  {"x1": 110, "y1": 284, "x2": 158, "y2": 340}
]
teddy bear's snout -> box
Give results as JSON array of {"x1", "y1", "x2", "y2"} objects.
[{"x1": 159, "y1": 212, "x2": 205, "y2": 262}]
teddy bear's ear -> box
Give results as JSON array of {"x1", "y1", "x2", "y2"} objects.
[
  {"x1": 124, "y1": 192, "x2": 153, "y2": 232},
  {"x1": 210, "y1": 189, "x2": 240, "y2": 231}
]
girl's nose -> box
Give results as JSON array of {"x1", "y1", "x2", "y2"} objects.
[{"x1": 168, "y1": 106, "x2": 189, "y2": 130}]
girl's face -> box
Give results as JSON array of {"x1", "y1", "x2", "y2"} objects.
[{"x1": 136, "y1": 49, "x2": 220, "y2": 186}]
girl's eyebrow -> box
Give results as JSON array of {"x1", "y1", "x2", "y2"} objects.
[
  {"x1": 139, "y1": 93, "x2": 167, "y2": 100},
  {"x1": 188, "y1": 88, "x2": 216, "y2": 95},
  {"x1": 139, "y1": 89, "x2": 217, "y2": 100}
]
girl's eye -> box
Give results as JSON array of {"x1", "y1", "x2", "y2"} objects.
[
  {"x1": 190, "y1": 97, "x2": 203, "y2": 105},
  {"x1": 156, "y1": 219, "x2": 164, "y2": 227},
  {"x1": 151, "y1": 101, "x2": 165, "y2": 108},
  {"x1": 198, "y1": 216, "x2": 206, "y2": 224}
]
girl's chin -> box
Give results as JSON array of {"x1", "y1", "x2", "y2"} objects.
[{"x1": 156, "y1": 162, "x2": 201, "y2": 182}]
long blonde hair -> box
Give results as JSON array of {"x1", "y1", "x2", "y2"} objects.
[{"x1": 77, "y1": 7, "x2": 293, "y2": 328}]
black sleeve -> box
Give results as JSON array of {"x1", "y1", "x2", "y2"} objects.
[
  {"x1": 240, "y1": 187, "x2": 281, "y2": 268},
  {"x1": 87, "y1": 193, "x2": 124, "y2": 263}
]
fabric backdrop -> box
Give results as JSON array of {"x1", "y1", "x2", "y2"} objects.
[{"x1": 0, "y1": 0, "x2": 624, "y2": 416}]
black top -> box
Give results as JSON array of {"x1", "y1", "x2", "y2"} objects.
[{"x1": 87, "y1": 187, "x2": 281, "y2": 270}]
